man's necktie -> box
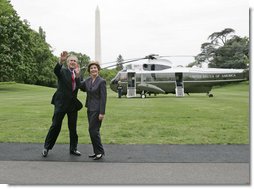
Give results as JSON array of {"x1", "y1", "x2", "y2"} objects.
[{"x1": 71, "y1": 71, "x2": 76, "y2": 91}]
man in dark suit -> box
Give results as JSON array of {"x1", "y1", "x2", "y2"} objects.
[
  {"x1": 42, "y1": 51, "x2": 83, "y2": 157},
  {"x1": 80, "y1": 61, "x2": 107, "y2": 160}
]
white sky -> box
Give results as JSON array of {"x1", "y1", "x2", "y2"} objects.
[{"x1": 10, "y1": 0, "x2": 249, "y2": 66}]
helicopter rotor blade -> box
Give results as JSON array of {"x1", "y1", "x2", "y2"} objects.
[
  {"x1": 102, "y1": 54, "x2": 162, "y2": 69},
  {"x1": 102, "y1": 57, "x2": 143, "y2": 65},
  {"x1": 144, "y1": 54, "x2": 159, "y2": 59},
  {"x1": 82, "y1": 54, "x2": 194, "y2": 70},
  {"x1": 159, "y1": 55, "x2": 195, "y2": 58},
  {"x1": 102, "y1": 57, "x2": 146, "y2": 69},
  {"x1": 80, "y1": 57, "x2": 145, "y2": 70}
]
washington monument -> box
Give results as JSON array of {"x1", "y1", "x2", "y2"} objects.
[{"x1": 95, "y1": 6, "x2": 101, "y2": 64}]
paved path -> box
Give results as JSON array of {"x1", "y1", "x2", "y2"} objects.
[
  {"x1": 0, "y1": 143, "x2": 249, "y2": 163},
  {"x1": 0, "y1": 143, "x2": 250, "y2": 184}
]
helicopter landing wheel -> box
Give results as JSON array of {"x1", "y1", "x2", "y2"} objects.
[
  {"x1": 141, "y1": 91, "x2": 146, "y2": 98},
  {"x1": 141, "y1": 94, "x2": 146, "y2": 98}
]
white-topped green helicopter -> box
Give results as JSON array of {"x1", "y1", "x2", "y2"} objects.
[{"x1": 105, "y1": 54, "x2": 247, "y2": 98}]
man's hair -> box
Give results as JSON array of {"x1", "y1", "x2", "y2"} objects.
[{"x1": 67, "y1": 55, "x2": 78, "y2": 63}]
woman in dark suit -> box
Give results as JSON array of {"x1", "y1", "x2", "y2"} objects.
[{"x1": 80, "y1": 61, "x2": 107, "y2": 160}]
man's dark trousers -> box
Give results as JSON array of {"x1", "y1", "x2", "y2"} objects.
[{"x1": 44, "y1": 110, "x2": 78, "y2": 151}]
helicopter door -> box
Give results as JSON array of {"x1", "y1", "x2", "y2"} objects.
[
  {"x1": 127, "y1": 72, "x2": 136, "y2": 98},
  {"x1": 175, "y1": 72, "x2": 184, "y2": 97}
]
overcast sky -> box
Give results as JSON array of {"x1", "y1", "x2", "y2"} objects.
[{"x1": 10, "y1": 0, "x2": 249, "y2": 66}]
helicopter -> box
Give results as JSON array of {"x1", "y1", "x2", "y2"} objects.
[{"x1": 106, "y1": 54, "x2": 247, "y2": 98}]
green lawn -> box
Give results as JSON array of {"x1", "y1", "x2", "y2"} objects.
[{"x1": 0, "y1": 82, "x2": 249, "y2": 144}]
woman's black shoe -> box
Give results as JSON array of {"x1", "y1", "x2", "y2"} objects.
[
  {"x1": 93, "y1": 154, "x2": 104, "y2": 160},
  {"x1": 88, "y1": 154, "x2": 96, "y2": 158}
]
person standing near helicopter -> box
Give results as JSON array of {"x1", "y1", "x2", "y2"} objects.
[
  {"x1": 117, "y1": 81, "x2": 123, "y2": 98},
  {"x1": 42, "y1": 51, "x2": 83, "y2": 157},
  {"x1": 80, "y1": 61, "x2": 107, "y2": 160}
]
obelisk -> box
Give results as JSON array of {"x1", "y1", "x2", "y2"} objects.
[{"x1": 95, "y1": 6, "x2": 101, "y2": 64}]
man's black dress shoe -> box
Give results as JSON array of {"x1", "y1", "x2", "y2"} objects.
[
  {"x1": 88, "y1": 154, "x2": 96, "y2": 158},
  {"x1": 70, "y1": 150, "x2": 81, "y2": 156},
  {"x1": 93, "y1": 154, "x2": 104, "y2": 160},
  {"x1": 42, "y1": 148, "x2": 48, "y2": 157}
]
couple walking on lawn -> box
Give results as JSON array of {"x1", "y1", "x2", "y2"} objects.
[{"x1": 42, "y1": 51, "x2": 106, "y2": 161}]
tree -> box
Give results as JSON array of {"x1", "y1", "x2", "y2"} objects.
[
  {"x1": 99, "y1": 68, "x2": 118, "y2": 83},
  {"x1": 208, "y1": 28, "x2": 235, "y2": 46},
  {"x1": 195, "y1": 42, "x2": 216, "y2": 66},
  {"x1": 209, "y1": 36, "x2": 249, "y2": 69},
  {"x1": 0, "y1": 0, "x2": 58, "y2": 86},
  {"x1": 189, "y1": 28, "x2": 249, "y2": 69},
  {"x1": 0, "y1": 0, "x2": 29, "y2": 82},
  {"x1": 116, "y1": 54, "x2": 124, "y2": 71},
  {"x1": 39, "y1": 26, "x2": 46, "y2": 41},
  {"x1": 29, "y1": 28, "x2": 57, "y2": 86}
]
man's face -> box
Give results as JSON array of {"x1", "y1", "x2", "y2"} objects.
[{"x1": 67, "y1": 58, "x2": 77, "y2": 70}]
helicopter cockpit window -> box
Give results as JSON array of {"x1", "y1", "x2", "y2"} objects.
[
  {"x1": 119, "y1": 72, "x2": 127, "y2": 81},
  {"x1": 115, "y1": 73, "x2": 120, "y2": 81}
]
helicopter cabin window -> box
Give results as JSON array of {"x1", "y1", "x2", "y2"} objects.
[
  {"x1": 143, "y1": 64, "x2": 171, "y2": 71},
  {"x1": 143, "y1": 64, "x2": 149, "y2": 70},
  {"x1": 151, "y1": 64, "x2": 156, "y2": 80}
]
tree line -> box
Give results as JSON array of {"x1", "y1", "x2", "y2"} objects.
[{"x1": 0, "y1": 0, "x2": 59, "y2": 86}]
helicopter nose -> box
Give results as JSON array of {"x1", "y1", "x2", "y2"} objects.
[
  {"x1": 110, "y1": 79, "x2": 118, "y2": 92},
  {"x1": 110, "y1": 78, "x2": 118, "y2": 85}
]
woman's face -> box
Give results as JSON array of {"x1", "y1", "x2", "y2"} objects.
[{"x1": 89, "y1": 65, "x2": 99, "y2": 77}]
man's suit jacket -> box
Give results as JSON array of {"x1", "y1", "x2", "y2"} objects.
[
  {"x1": 80, "y1": 76, "x2": 107, "y2": 114},
  {"x1": 51, "y1": 63, "x2": 82, "y2": 112}
]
